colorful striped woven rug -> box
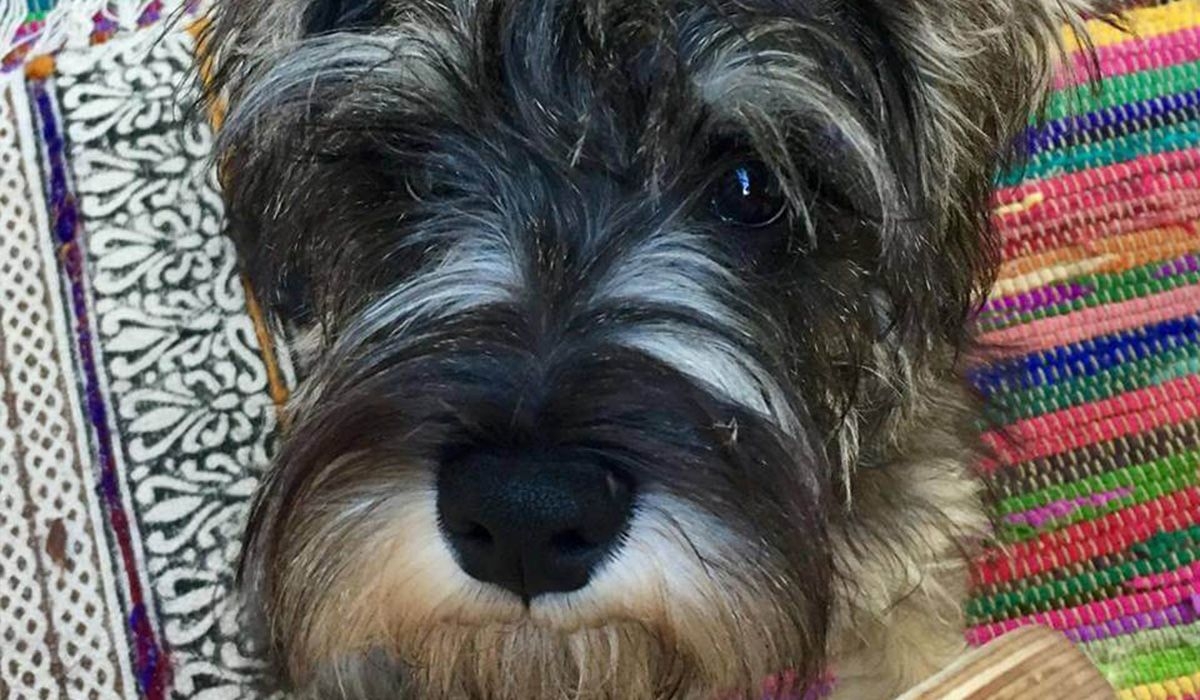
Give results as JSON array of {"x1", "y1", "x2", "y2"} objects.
[
  {"x1": 1, "y1": 1, "x2": 1199, "y2": 699},
  {"x1": 970, "y1": 2, "x2": 1200, "y2": 699}
]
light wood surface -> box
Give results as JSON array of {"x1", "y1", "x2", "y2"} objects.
[{"x1": 895, "y1": 626, "x2": 1115, "y2": 700}]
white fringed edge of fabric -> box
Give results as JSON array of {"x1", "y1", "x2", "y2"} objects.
[{"x1": 0, "y1": 0, "x2": 196, "y2": 63}]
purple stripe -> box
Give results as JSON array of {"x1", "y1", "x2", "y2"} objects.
[
  {"x1": 982, "y1": 282, "x2": 1094, "y2": 317},
  {"x1": 1004, "y1": 488, "x2": 1135, "y2": 529},
  {"x1": 1066, "y1": 600, "x2": 1199, "y2": 644},
  {"x1": 29, "y1": 77, "x2": 172, "y2": 699},
  {"x1": 1155, "y1": 253, "x2": 1200, "y2": 279}
]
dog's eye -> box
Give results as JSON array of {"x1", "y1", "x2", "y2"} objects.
[
  {"x1": 304, "y1": 0, "x2": 384, "y2": 34},
  {"x1": 709, "y1": 161, "x2": 787, "y2": 228}
]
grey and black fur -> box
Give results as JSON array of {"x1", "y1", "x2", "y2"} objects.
[{"x1": 199, "y1": 1, "x2": 1119, "y2": 698}]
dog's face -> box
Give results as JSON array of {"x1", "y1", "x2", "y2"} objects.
[{"x1": 202, "y1": 1, "x2": 1111, "y2": 697}]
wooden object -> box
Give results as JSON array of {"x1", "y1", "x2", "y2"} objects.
[{"x1": 896, "y1": 626, "x2": 1115, "y2": 700}]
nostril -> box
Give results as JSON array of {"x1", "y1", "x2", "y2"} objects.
[
  {"x1": 549, "y1": 529, "x2": 597, "y2": 557},
  {"x1": 461, "y1": 522, "x2": 494, "y2": 546}
]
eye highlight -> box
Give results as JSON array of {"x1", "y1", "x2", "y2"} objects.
[{"x1": 709, "y1": 161, "x2": 787, "y2": 228}]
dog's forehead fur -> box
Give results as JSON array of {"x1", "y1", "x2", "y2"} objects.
[
  {"x1": 200, "y1": 2, "x2": 1119, "y2": 698},
  {"x1": 214, "y1": 0, "x2": 917, "y2": 425},
  {"x1": 207, "y1": 0, "x2": 1113, "y2": 357},
  {"x1": 217, "y1": 3, "x2": 898, "y2": 247},
  {"x1": 212, "y1": 1, "x2": 953, "y2": 422}
]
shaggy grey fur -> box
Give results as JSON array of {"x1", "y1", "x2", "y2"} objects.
[{"x1": 198, "y1": 1, "x2": 1119, "y2": 698}]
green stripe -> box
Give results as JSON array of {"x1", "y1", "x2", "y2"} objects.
[
  {"x1": 998, "y1": 123, "x2": 1200, "y2": 186},
  {"x1": 1082, "y1": 621, "x2": 1200, "y2": 665},
  {"x1": 995, "y1": 450, "x2": 1200, "y2": 542},
  {"x1": 996, "y1": 449, "x2": 1200, "y2": 518},
  {"x1": 977, "y1": 262, "x2": 1200, "y2": 332},
  {"x1": 968, "y1": 549, "x2": 1197, "y2": 622},
  {"x1": 1044, "y1": 60, "x2": 1200, "y2": 122},
  {"x1": 993, "y1": 449, "x2": 1200, "y2": 530},
  {"x1": 967, "y1": 527, "x2": 1200, "y2": 622},
  {"x1": 1099, "y1": 645, "x2": 1200, "y2": 688}
]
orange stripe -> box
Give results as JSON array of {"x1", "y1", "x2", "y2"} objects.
[
  {"x1": 189, "y1": 18, "x2": 289, "y2": 413},
  {"x1": 188, "y1": 18, "x2": 226, "y2": 130},
  {"x1": 993, "y1": 224, "x2": 1200, "y2": 298},
  {"x1": 997, "y1": 224, "x2": 1199, "y2": 280},
  {"x1": 24, "y1": 54, "x2": 55, "y2": 79},
  {"x1": 242, "y1": 278, "x2": 292, "y2": 417}
]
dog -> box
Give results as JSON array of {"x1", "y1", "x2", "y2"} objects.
[{"x1": 198, "y1": 1, "x2": 1117, "y2": 697}]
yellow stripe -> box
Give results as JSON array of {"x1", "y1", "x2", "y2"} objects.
[
  {"x1": 993, "y1": 192, "x2": 1045, "y2": 217},
  {"x1": 993, "y1": 256, "x2": 1112, "y2": 297},
  {"x1": 1118, "y1": 672, "x2": 1200, "y2": 700},
  {"x1": 1066, "y1": 0, "x2": 1200, "y2": 51}
]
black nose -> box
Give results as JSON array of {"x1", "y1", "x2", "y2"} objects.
[{"x1": 436, "y1": 449, "x2": 633, "y2": 599}]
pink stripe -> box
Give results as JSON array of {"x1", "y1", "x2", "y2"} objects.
[
  {"x1": 1004, "y1": 197, "x2": 1200, "y2": 263},
  {"x1": 969, "y1": 601, "x2": 1196, "y2": 649},
  {"x1": 1055, "y1": 26, "x2": 1200, "y2": 90},
  {"x1": 1129, "y1": 560, "x2": 1200, "y2": 591},
  {"x1": 998, "y1": 173, "x2": 1200, "y2": 238},
  {"x1": 966, "y1": 580, "x2": 1195, "y2": 646},
  {"x1": 993, "y1": 153, "x2": 1200, "y2": 258},
  {"x1": 994, "y1": 149, "x2": 1200, "y2": 208},
  {"x1": 1002, "y1": 198, "x2": 1200, "y2": 262},
  {"x1": 977, "y1": 283, "x2": 1200, "y2": 358},
  {"x1": 995, "y1": 149, "x2": 1200, "y2": 206},
  {"x1": 979, "y1": 373, "x2": 1200, "y2": 468},
  {"x1": 973, "y1": 489, "x2": 1200, "y2": 584},
  {"x1": 997, "y1": 183, "x2": 1200, "y2": 255}
]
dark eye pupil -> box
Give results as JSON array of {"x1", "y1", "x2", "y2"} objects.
[
  {"x1": 304, "y1": 0, "x2": 384, "y2": 34},
  {"x1": 711, "y1": 161, "x2": 786, "y2": 227}
]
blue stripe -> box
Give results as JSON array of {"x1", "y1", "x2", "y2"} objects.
[
  {"x1": 1022, "y1": 87, "x2": 1200, "y2": 157},
  {"x1": 969, "y1": 314, "x2": 1200, "y2": 396}
]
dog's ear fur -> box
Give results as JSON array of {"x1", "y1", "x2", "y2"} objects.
[
  {"x1": 196, "y1": 0, "x2": 301, "y2": 112},
  {"x1": 890, "y1": 0, "x2": 1122, "y2": 168},
  {"x1": 869, "y1": 0, "x2": 1123, "y2": 340}
]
